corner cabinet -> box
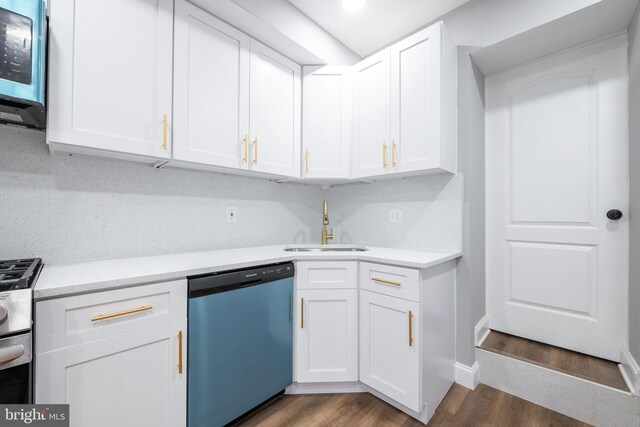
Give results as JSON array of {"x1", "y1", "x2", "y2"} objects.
[
  {"x1": 47, "y1": 0, "x2": 174, "y2": 161},
  {"x1": 172, "y1": 1, "x2": 301, "y2": 178},
  {"x1": 301, "y1": 66, "x2": 352, "y2": 179},
  {"x1": 35, "y1": 280, "x2": 187, "y2": 427},
  {"x1": 359, "y1": 261, "x2": 456, "y2": 421},
  {"x1": 352, "y1": 22, "x2": 457, "y2": 179}
]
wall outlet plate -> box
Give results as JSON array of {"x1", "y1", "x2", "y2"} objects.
[
  {"x1": 226, "y1": 207, "x2": 237, "y2": 223},
  {"x1": 389, "y1": 209, "x2": 402, "y2": 223}
]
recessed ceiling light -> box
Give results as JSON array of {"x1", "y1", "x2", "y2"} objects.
[{"x1": 342, "y1": 0, "x2": 365, "y2": 13}]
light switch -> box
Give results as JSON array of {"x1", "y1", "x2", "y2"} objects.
[{"x1": 389, "y1": 209, "x2": 402, "y2": 223}]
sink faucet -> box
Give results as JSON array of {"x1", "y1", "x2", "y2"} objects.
[{"x1": 321, "y1": 200, "x2": 334, "y2": 245}]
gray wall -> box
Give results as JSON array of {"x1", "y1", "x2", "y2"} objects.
[
  {"x1": 454, "y1": 48, "x2": 486, "y2": 367},
  {"x1": 628, "y1": 4, "x2": 640, "y2": 363},
  {"x1": 0, "y1": 126, "x2": 324, "y2": 264}
]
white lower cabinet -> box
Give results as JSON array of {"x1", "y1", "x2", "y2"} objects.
[
  {"x1": 35, "y1": 280, "x2": 188, "y2": 427},
  {"x1": 295, "y1": 289, "x2": 358, "y2": 382},
  {"x1": 359, "y1": 290, "x2": 420, "y2": 411},
  {"x1": 359, "y1": 261, "x2": 456, "y2": 421},
  {"x1": 294, "y1": 261, "x2": 358, "y2": 383}
]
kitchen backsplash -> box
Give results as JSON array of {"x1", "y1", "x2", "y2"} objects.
[
  {"x1": 328, "y1": 174, "x2": 463, "y2": 252},
  {"x1": 0, "y1": 126, "x2": 462, "y2": 264}
]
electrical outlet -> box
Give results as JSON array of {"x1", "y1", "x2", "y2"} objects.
[
  {"x1": 226, "y1": 207, "x2": 237, "y2": 223},
  {"x1": 389, "y1": 209, "x2": 402, "y2": 223}
]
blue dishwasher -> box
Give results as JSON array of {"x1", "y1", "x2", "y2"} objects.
[{"x1": 187, "y1": 262, "x2": 294, "y2": 427}]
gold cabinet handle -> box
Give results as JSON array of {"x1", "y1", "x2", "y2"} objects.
[
  {"x1": 242, "y1": 135, "x2": 248, "y2": 163},
  {"x1": 178, "y1": 330, "x2": 183, "y2": 374},
  {"x1": 392, "y1": 140, "x2": 397, "y2": 167},
  {"x1": 163, "y1": 114, "x2": 168, "y2": 151},
  {"x1": 91, "y1": 305, "x2": 153, "y2": 322},
  {"x1": 371, "y1": 277, "x2": 402, "y2": 287},
  {"x1": 301, "y1": 298, "x2": 304, "y2": 329},
  {"x1": 305, "y1": 149, "x2": 309, "y2": 174},
  {"x1": 253, "y1": 137, "x2": 258, "y2": 165},
  {"x1": 408, "y1": 311, "x2": 413, "y2": 347},
  {"x1": 382, "y1": 142, "x2": 387, "y2": 168}
]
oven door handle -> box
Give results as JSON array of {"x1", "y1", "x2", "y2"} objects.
[{"x1": 0, "y1": 345, "x2": 25, "y2": 364}]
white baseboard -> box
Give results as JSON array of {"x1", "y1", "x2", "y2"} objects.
[
  {"x1": 619, "y1": 347, "x2": 640, "y2": 396},
  {"x1": 285, "y1": 381, "x2": 365, "y2": 395},
  {"x1": 474, "y1": 314, "x2": 490, "y2": 346},
  {"x1": 455, "y1": 362, "x2": 480, "y2": 390}
]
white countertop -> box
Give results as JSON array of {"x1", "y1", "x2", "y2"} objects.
[{"x1": 34, "y1": 245, "x2": 462, "y2": 300}]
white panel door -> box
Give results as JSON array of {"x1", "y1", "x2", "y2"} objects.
[
  {"x1": 352, "y1": 49, "x2": 391, "y2": 178},
  {"x1": 249, "y1": 41, "x2": 301, "y2": 178},
  {"x1": 390, "y1": 24, "x2": 442, "y2": 174},
  {"x1": 36, "y1": 319, "x2": 187, "y2": 427},
  {"x1": 173, "y1": 1, "x2": 250, "y2": 169},
  {"x1": 47, "y1": 0, "x2": 173, "y2": 159},
  {"x1": 302, "y1": 66, "x2": 352, "y2": 179},
  {"x1": 296, "y1": 289, "x2": 358, "y2": 382},
  {"x1": 360, "y1": 290, "x2": 420, "y2": 411},
  {"x1": 486, "y1": 35, "x2": 629, "y2": 361}
]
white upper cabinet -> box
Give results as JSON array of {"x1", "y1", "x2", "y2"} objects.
[
  {"x1": 352, "y1": 50, "x2": 391, "y2": 179},
  {"x1": 302, "y1": 66, "x2": 352, "y2": 179},
  {"x1": 47, "y1": 0, "x2": 174, "y2": 160},
  {"x1": 249, "y1": 41, "x2": 302, "y2": 178},
  {"x1": 352, "y1": 22, "x2": 456, "y2": 179},
  {"x1": 173, "y1": 1, "x2": 250, "y2": 170},
  {"x1": 390, "y1": 23, "x2": 456, "y2": 174}
]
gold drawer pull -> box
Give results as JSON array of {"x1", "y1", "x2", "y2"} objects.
[
  {"x1": 392, "y1": 140, "x2": 397, "y2": 167},
  {"x1": 382, "y1": 142, "x2": 387, "y2": 168},
  {"x1": 409, "y1": 310, "x2": 413, "y2": 347},
  {"x1": 91, "y1": 305, "x2": 153, "y2": 322},
  {"x1": 178, "y1": 330, "x2": 183, "y2": 374},
  {"x1": 371, "y1": 277, "x2": 402, "y2": 287},
  {"x1": 242, "y1": 135, "x2": 248, "y2": 163},
  {"x1": 253, "y1": 137, "x2": 259, "y2": 165},
  {"x1": 305, "y1": 149, "x2": 309, "y2": 174},
  {"x1": 301, "y1": 298, "x2": 304, "y2": 329},
  {"x1": 162, "y1": 114, "x2": 168, "y2": 151}
]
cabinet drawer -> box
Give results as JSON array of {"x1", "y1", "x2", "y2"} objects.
[
  {"x1": 295, "y1": 261, "x2": 357, "y2": 290},
  {"x1": 359, "y1": 262, "x2": 420, "y2": 302},
  {"x1": 36, "y1": 280, "x2": 187, "y2": 354}
]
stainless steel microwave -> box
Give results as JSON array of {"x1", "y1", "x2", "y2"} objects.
[{"x1": 0, "y1": 0, "x2": 46, "y2": 129}]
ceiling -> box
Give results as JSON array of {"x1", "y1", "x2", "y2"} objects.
[{"x1": 287, "y1": 0, "x2": 473, "y2": 57}]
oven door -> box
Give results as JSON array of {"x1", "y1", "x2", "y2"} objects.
[{"x1": 0, "y1": 332, "x2": 32, "y2": 404}]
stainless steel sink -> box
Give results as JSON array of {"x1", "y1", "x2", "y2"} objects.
[{"x1": 284, "y1": 245, "x2": 368, "y2": 252}]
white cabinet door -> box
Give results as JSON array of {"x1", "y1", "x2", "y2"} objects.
[
  {"x1": 302, "y1": 66, "x2": 352, "y2": 179},
  {"x1": 390, "y1": 24, "x2": 446, "y2": 174},
  {"x1": 36, "y1": 319, "x2": 187, "y2": 427},
  {"x1": 173, "y1": 1, "x2": 250, "y2": 169},
  {"x1": 352, "y1": 49, "x2": 391, "y2": 178},
  {"x1": 249, "y1": 41, "x2": 301, "y2": 178},
  {"x1": 296, "y1": 289, "x2": 358, "y2": 382},
  {"x1": 359, "y1": 290, "x2": 420, "y2": 412},
  {"x1": 47, "y1": 0, "x2": 173, "y2": 159}
]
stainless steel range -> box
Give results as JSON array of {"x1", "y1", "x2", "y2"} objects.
[{"x1": 0, "y1": 258, "x2": 42, "y2": 404}]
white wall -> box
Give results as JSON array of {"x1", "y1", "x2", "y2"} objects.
[
  {"x1": 0, "y1": 126, "x2": 324, "y2": 264},
  {"x1": 628, "y1": 3, "x2": 640, "y2": 363}
]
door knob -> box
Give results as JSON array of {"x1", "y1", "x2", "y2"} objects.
[{"x1": 607, "y1": 209, "x2": 623, "y2": 221}]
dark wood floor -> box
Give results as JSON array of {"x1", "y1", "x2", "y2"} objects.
[
  {"x1": 479, "y1": 330, "x2": 628, "y2": 392},
  {"x1": 231, "y1": 384, "x2": 590, "y2": 427}
]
